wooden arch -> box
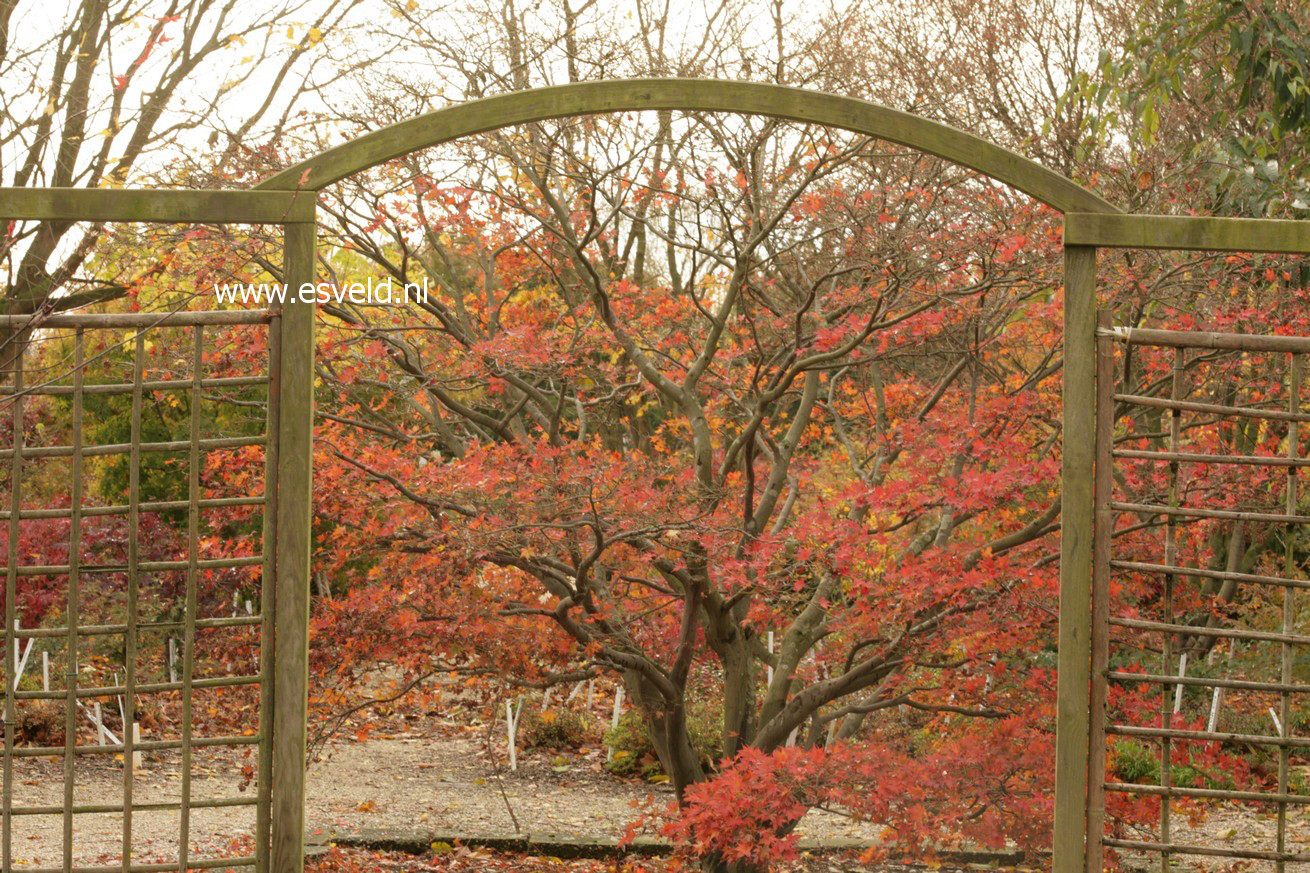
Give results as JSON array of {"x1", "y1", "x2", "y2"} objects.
[
  {"x1": 256, "y1": 78, "x2": 1120, "y2": 217},
  {"x1": 11, "y1": 77, "x2": 1310, "y2": 873}
]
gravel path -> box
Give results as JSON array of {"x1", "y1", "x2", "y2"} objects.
[
  {"x1": 16, "y1": 729, "x2": 1306, "y2": 871},
  {"x1": 11, "y1": 732, "x2": 880, "y2": 868}
]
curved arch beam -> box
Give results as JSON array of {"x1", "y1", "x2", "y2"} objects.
[{"x1": 257, "y1": 78, "x2": 1118, "y2": 214}]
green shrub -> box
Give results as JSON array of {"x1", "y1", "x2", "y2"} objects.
[
  {"x1": 605, "y1": 704, "x2": 722, "y2": 779},
  {"x1": 1111, "y1": 739, "x2": 1237, "y2": 790},
  {"x1": 518, "y1": 707, "x2": 592, "y2": 750},
  {"x1": 1111, "y1": 739, "x2": 1158, "y2": 784}
]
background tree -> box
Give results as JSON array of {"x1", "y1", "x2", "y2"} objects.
[{"x1": 0, "y1": 0, "x2": 388, "y2": 373}]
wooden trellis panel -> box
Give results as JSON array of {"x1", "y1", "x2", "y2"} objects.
[
  {"x1": 0, "y1": 188, "x2": 315, "y2": 873},
  {"x1": 1090, "y1": 321, "x2": 1310, "y2": 871},
  {"x1": 1061, "y1": 211, "x2": 1310, "y2": 873}
]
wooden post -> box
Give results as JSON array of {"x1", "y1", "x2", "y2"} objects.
[
  {"x1": 1053, "y1": 244, "x2": 1096, "y2": 873},
  {"x1": 270, "y1": 219, "x2": 316, "y2": 873},
  {"x1": 1086, "y1": 310, "x2": 1114, "y2": 873}
]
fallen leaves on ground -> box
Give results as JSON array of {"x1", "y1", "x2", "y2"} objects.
[{"x1": 305, "y1": 846, "x2": 666, "y2": 872}]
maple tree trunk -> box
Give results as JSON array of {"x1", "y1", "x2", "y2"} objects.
[{"x1": 622, "y1": 670, "x2": 705, "y2": 801}]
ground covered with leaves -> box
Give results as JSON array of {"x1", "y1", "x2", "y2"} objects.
[{"x1": 304, "y1": 845, "x2": 1003, "y2": 873}]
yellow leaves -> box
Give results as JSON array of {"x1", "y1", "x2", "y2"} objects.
[
  {"x1": 307, "y1": 26, "x2": 324, "y2": 44},
  {"x1": 405, "y1": 0, "x2": 419, "y2": 9},
  {"x1": 225, "y1": 33, "x2": 246, "y2": 46},
  {"x1": 431, "y1": 841, "x2": 453, "y2": 854},
  {"x1": 356, "y1": 799, "x2": 376, "y2": 812}
]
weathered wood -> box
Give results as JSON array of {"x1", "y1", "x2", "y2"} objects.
[
  {"x1": 1107, "y1": 671, "x2": 1310, "y2": 695},
  {"x1": 1085, "y1": 310, "x2": 1113, "y2": 873},
  {"x1": 258, "y1": 299, "x2": 283, "y2": 873},
  {"x1": 122, "y1": 334, "x2": 145, "y2": 872},
  {"x1": 256, "y1": 79, "x2": 1119, "y2": 215},
  {"x1": 20, "y1": 857, "x2": 254, "y2": 873},
  {"x1": 0, "y1": 495, "x2": 262, "y2": 521},
  {"x1": 1101, "y1": 325, "x2": 1310, "y2": 354},
  {"x1": 3, "y1": 353, "x2": 22, "y2": 873},
  {"x1": 1158, "y1": 347, "x2": 1185, "y2": 873},
  {"x1": 1114, "y1": 447, "x2": 1310, "y2": 467},
  {"x1": 0, "y1": 188, "x2": 315, "y2": 224},
  {"x1": 1065, "y1": 212, "x2": 1310, "y2": 253},
  {"x1": 16, "y1": 674, "x2": 260, "y2": 700},
  {"x1": 1103, "y1": 838, "x2": 1310, "y2": 863},
  {"x1": 1109, "y1": 616, "x2": 1310, "y2": 647},
  {"x1": 1107, "y1": 724, "x2": 1310, "y2": 748},
  {"x1": 1277, "y1": 355, "x2": 1300, "y2": 873},
  {"x1": 0, "y1": 375, "x2": 267, "y2": 397},
  {"x1": 180, "y1": 326, "x2": 204, "y2": 873},
  {"x1": 0, "y1": 311, "x2": 268, "y2": 328},
  {"x1": 0, "y1": 434, "x2": 264, "y2": 460},
  {"x1": 62, "y1": 332, "x2": 84, "y2": 870},
  {"x1": 11, "y1": 733, "x2": 259, "y2": 758},
  {"x1": 1111, "y1": 559, "x2": 1310, "y2": 591},
  {"x1": 10, "y1": 556, "x2": 262, "y2": 578},
  {"x1": 1052, "y1": 245, "x2": 1096, "y2": 873},
  {"x1": 1106, "y1": 783, "x2": 1310, "y2": 805},
  {"x1": 11, "y1": 797, "x2": 257, "y2": 816},
  {"x1": 1111, "y1": 500, "x2": 1310, "y2": 525},
  {"x1": 270, "y1": 221, "x2": 316, "y2": 873},
  {"x1": 1113, "y1": 391, "x2": 1310, "y2": 422}
]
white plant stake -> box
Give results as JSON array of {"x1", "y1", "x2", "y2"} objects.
[
  {"x1": 505, "y1": 698, "x2": 524, "y2": 771},
  {"x1": 586, "y1": 678, "x2": 595, "y2": 708},
  {"x1": 87, "y1": 702, "x2": 120, "y2": 746},
  {"x1": 1208, "y1": 643, "x2": 1237, "y2": 733},
  {"x1": 1207, "y1": 685, "x2": 1225, "y2": 733},
  {"x1": 766, "y1": 631, "x2": 775, "y2": 685},
  {"x1": 1270, "y1": 707, "x2": 1284, "y2": 735},
  {"x1": 168, "y1": 638, "x2": 178, "y2": 684},
  {"x1": 1173, "y1": 653, "x2": 1188, "y2": 714},
  {"x1": 131, "y1": 723, "x2": 144, "y2": 770},
  {"x1": 42, "y1": 651, "x2": 49, "y2": 692},
  {"x1": 12, "y1": 619, "x2": 33, "y2": 687},
  {"x1": 607, "y1": 686, "x2": 625, "y2": 762}
]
